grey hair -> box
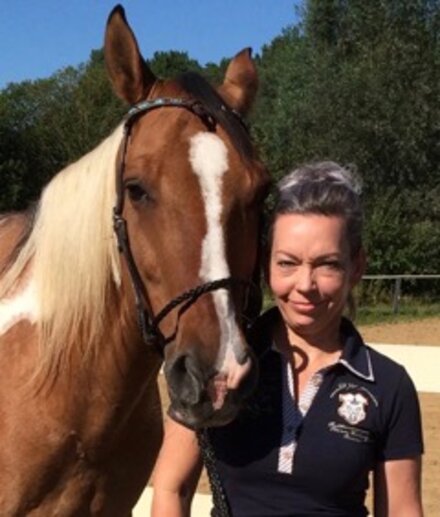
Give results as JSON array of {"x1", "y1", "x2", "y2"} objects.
[{"x1": 273, "y1": 161, "x2": 363, "y2": 256}]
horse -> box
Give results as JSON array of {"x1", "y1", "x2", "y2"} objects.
[{"x1": 0, "y1": 5, "x2": 269, "y2": 516}]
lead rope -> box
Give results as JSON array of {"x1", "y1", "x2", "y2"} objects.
[{"x1": 196, "y1": 429, "x2": 231, "y2": 517}]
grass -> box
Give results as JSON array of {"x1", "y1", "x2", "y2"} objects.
[{"x1": 356, "y1": 301, "x2": 440, "y2": 326}]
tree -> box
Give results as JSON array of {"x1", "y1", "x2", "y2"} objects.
[
  {"x1": 252, "y1": 0, "x2": 440, "y2": 274},
  {"x1": 0, "y1": 49, "x2": 125, "y2": 211},
  {"x1": 148, "y1": 51, "x2": 202, "y2": 78}
]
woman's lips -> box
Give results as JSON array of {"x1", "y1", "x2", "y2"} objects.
[{"x1": 289, "y1": 300, "x2": 322, "y2": 313}]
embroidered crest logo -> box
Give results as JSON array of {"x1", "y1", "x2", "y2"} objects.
[{"x1": 338, "y1": 392, "x2": 368, "y2": 425}]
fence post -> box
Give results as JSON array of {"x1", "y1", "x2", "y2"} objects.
[{"x1": 392, "y1": 277, "x2": 402, "y2": 314}]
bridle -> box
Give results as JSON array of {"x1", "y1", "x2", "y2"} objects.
[{"x1": 112, "y1": 97, "x2": 260, "y2": 356}]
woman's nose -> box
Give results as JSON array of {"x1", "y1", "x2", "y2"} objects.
[{"x1": 295, "y1": 265, "x2": 315, "y2": 292}]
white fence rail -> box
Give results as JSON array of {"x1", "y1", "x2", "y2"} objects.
[{"x1": 361, "y1": 274, "x2": 440, "y2": 314}]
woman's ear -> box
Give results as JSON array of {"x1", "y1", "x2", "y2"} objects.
[
  {"x1": 262, "y1": 239, "x2": 273, "y2": 293},
  {"x1": 263, "y1": 218, "x2": 274, "y2": 288},
  {"x1": 350, "y1": 247, "x2": 367, "y2": 288}
]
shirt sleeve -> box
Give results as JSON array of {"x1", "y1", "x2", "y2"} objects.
[{"x1": 378, "y1": 367, "x2": 424, "y2": 461}]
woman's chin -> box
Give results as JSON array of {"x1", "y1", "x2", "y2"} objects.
[
  {"x1": 295, "y1": 308, "x2": 319, "y2": 319},
  {"x1": 285, "y1": 306, "x2": 334, "y2": 334},
  {"x1": 286, "y1": 314, "x2": 320, "y2": 334}
]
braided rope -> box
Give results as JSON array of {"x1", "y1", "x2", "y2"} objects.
[
  {"x1": 197, "y1": 429, "x2": 231, "y2": 517},
  {"x1": 151, "y1": 278, "x2": 238, "y2": 332}
]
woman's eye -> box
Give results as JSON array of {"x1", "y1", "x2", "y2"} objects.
[
  {"x1": 319, "y1": 261, "x2": 343, "y2": 272},
  {"x1": 125, "y1": 182, "x2": 151, "y2": 203},
  {"x1": 278, "y1": 260, "x2": 295, "y2": 268}
]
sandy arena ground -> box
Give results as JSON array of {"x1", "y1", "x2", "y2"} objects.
[{"x1": 151, "y1": 317, "x2": 440, "y2": 516}]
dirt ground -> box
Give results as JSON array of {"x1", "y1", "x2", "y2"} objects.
[
  {"x1": 359, "y1": 316, "x2": 440, "y2": 346},
  {"x1": 157, "y1": 317, "x2": 440, "y2": 516}
]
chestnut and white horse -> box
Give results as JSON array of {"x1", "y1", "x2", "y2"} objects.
[{"x1": 0, "y1": 5, "x2": 268, "y2": 516}]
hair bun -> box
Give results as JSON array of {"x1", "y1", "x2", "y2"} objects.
[{"x1": 278, "y1": 161, "x2": 362, "y2": 196}]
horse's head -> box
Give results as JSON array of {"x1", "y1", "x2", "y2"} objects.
[{"x1": 105, "y1": 6, "x2": 269, "y2": 428}]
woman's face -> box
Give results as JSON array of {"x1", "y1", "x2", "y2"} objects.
[{"x1": 269, "y1": 213, "x2": 365, "y2": 341}]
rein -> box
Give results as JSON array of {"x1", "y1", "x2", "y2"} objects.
[{"x1": 112, "y1": 97, "x2": 258, "y2": 355}]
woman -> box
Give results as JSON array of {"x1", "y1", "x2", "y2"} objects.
[{"x1": 152, "y1": 162, "x2": 424, "y2": 516}]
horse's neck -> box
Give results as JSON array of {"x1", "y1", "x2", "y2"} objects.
[
  {"x1": 94, "y1": 305, "x2": 162, "y2": 406},
  {"x1": 81, "y1": 290, "x2": 161, "y2": 394},
  {"x1": 0, "y1": 285, "x2": 162, "y2": 440},
  {"x1": 71, "y1": 300, "x2": 162, "y2": 443}
]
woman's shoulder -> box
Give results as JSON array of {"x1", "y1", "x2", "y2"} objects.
[
  {"x1": 366, "y1": 344, "x2": 417, "y2": 395},
  {"x1": 341, "y1": 317, "x2": 415, "y2": 388}
]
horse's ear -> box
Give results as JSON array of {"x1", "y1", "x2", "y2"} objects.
[
  {"x1": 218, "y1": 48, "x2": 258, "y2": 115},
  {"x1": 104, "y1": 5, "x2": 156, "y2": 104}
]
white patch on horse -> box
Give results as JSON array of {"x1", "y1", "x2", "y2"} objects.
[
  {"x1": 0, "y1": 280, "x2": 38, "y2": 336},
  {"x1": 189, "y1": 132, "x2": 248, "y2": 387}
]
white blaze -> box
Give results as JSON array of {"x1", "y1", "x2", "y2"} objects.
[
  {"x1": 0, "y1": 280, "x2": 38, "y2": 336},
  {"x1": 189, "y1": 132, "x2": 246, "y2": 379}
]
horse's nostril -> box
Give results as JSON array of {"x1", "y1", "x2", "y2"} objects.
[
  {"x1": 172, "y1": 354, "x2": 188, "y2": 375},
  {"x1": 237, "y1": 350, "x2": 251, "y2": 366},
  {"x1": 166, "y1": 353, "x2": 204, "y2": 406}
]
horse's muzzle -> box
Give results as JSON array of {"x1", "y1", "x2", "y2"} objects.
[{"x1": 164, "y1": 349, "x2": 258, "y2": 428}]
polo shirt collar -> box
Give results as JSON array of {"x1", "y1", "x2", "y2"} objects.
[
  {"x1": 251, "y1": 308, "x2": 375, "y2": 382},
  {"x1": 338, "y1": 317, "x2": 375, "y2": 382}
]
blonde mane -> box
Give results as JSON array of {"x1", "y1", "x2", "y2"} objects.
[{"x1": 0, "y1": 125, "x2": 124, "y2": 372}]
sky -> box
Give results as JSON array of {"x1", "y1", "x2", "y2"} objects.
[{"x1": 1, "y1": 1, "x2": 299, "y2": 89}]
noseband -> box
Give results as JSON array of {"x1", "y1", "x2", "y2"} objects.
[{"x1": 112, "y1": 97, "x2": 259, "y2": 355}]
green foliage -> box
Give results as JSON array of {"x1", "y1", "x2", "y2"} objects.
[
  {"x1": 202, "y1": 60, "x2": 228, "y2": 85},
  {"x1": 254, "y1": 0, "x2": 440, "y2": 190},
  {"x1": 148, "y1": 51, "x2": 202, "y2": 78},
  {"x1": 0, "y1": 75, "x2": 76, "y2": 208}
]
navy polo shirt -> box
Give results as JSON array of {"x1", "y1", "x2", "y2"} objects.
[{"x1": 208, "y1": 308, "x2": 423, "y2": 517}]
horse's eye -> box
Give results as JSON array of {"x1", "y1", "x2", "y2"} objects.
[{"x1": 125, "y1": 180, "x2": 151, "y2": 203}]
